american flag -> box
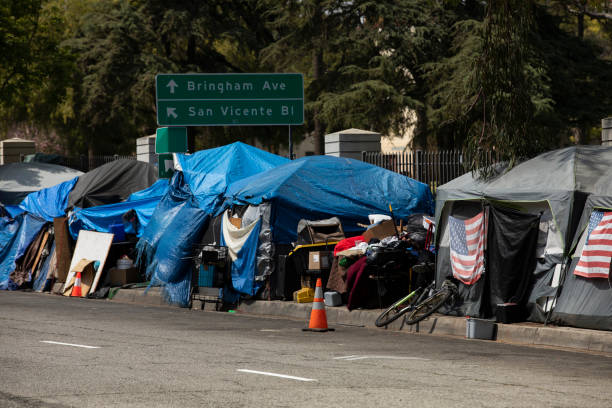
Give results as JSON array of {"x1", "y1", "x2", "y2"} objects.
[
  {"x1": 448, "y1": 210, "x2": 487, "y2": 285},
  {"x1": 574, "y1": 210, "x2": 612, "y2": 279}
]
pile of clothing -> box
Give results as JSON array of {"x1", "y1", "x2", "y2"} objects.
[{"x1": 326, "y1": 214, "x2": 434, "y2": 310}]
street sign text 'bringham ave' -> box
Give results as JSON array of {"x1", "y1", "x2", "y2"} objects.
[{"x1": 155, "y1": 73, "x2": 304, "y2": 126}]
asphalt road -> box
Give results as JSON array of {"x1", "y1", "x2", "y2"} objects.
[{"x1": 1, "y1": 291, "x2": 611, "y2": 408}]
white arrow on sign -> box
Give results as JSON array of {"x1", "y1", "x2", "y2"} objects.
[
  {"x1": 166, "y1": 107, "x2": 178, "y2": 118},
  {"x1": 166, "y1": 79, "x2": 178, "y2": 94}
]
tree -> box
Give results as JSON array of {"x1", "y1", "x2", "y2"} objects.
[
  {"x1": 0, "y1": 0, "x2": 73, "y2": 138},
  {"x1": 422, "y1": 1, "x2": 612, "y2": 175}
]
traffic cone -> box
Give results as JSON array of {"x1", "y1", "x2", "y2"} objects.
[
  {"x1": 302, "y1": 278, "x2": 334, "y2": 332},
  {"x1": 70, "y1": 271, "x2": 82, "y2": 297}
]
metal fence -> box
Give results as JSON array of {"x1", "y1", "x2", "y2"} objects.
[
  {"x1": 20, "y1": 153, "x2": 136, "y2": 172},
  {"x1": 67, "y1": 155, "x2": 136, "y2": 172},
  {"x1": 362, "y1": 150, "x2": 500, "y2": 193}
]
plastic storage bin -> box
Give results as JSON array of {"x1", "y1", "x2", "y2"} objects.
[
  {"x1": 324, "y1": 291, "x2": 342, "y2": 307},
  {"x1": 198, "y1": 264, "x2": 215, "y2": 287},
  {"x1": 466, "y1": 317, "x2": 496, "y2": 340}
]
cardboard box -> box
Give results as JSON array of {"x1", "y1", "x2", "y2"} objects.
[
  {"x1": 107, "y1": 267, "x2": 140, "y2": 286},
  {"x1": 362, "y1": 219, "x2": 397, "y2": 242},
  {"x1": 308, "y1": 251, "x2": 331, "y2": 270}
]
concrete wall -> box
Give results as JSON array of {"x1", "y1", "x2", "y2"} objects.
[
  {"x1": 0, "y1": 138, "x2": 36, "y2": 165},
  {"x1": 136, "y1": 135, "x2": 157, "y2": 166},
  {"x1": 324, "y1": 128, "x2": 381, "y2": 160},
  {"x1": 603, "y1": 118, "x2": 612, "y2": 147}
]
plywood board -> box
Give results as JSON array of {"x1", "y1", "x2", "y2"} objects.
[
  {"x1": 63, "y1": 230, "x2": 114, "y2": 295},
  {"x1": 53, "y1": 217, "x2": 72, "y2": 282}
]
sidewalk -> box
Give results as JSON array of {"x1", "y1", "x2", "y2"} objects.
[{"x1": 108, "y1": 287, "x2": 612, "y2": 355}]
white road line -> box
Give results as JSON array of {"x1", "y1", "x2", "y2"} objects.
[
  {"x1": 40, "y1": 341, "x2": 100, "y2": 349},
  {"x1": 334, "y1": 355, "x2": 429, "y2": 361},
  {"x1": 237, "y1": 369, "x2": 317, "y2": 382},
  {"x1": 259, "y1": 329, "x2": 281, "y2": 332}
]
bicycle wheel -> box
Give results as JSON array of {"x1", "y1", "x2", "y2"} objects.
[
  {"x1": 375, "y1": 290, "x2": 419, "y2": 327},
  {"x1": 404, "y1": 288, "x2": 453, "y2": 325}
]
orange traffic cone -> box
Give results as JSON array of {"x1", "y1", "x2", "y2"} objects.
[
  {"x1": 71, "y1": 271, "x2": 82, "y2": 297},
  {"x1": 302, "y1": 278, "x2": 334, "y2": 332}
]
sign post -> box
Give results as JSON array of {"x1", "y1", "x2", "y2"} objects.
[
  {"x1": 155, "y1": 73, "x2": 304, "y2": 126},
  {"x1": 157, "y1": 153, "x2": 175, "y2": 179}
]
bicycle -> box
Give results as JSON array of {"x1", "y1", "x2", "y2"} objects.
[
  {"x1": 375, "y1": 279, "x2": 436, "y2": 327},
  {"x1": 374, "y1": 262, "x2": 435, "y2": 327},
  {"x1": 402, "y1": 279, "x2": 457, "y2": 325}
]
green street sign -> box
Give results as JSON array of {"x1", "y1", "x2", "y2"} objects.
[
  {"x1": 155, "y1": 73, "x2": 304, "y2": 126},
  {"x1": 158, "y1": 153, "x2": 174, "y2": 178},
  {"x1": 155, "y1": 127, "x2": 187, "y2": 153}
]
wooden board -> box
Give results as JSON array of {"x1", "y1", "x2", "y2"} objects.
[
  {"x1": 53, "y1": 217, "x2": 72, "y2": 282},
  {"x1": 30, "y1": 231, "x2": 49, "y2": 282},
  {"x1": 63, "y1": 230, "x2": 114, "y2": 296}
]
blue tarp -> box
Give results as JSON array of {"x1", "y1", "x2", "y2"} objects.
[
  {"x1": 141, "y1": 173, "x2": 208, "y2": 306},
  {"x1": 68, "y1": 179, "x2": 169, "y2": 239},
  {"x1": 0, "y1": 213, "x2": 47, "y2": 290},
  {"x1": 136, "y1": 142, "x2": 288, "y2": 306},
  {"x1": 224, "y1": 155, "x2": 435, "y2": 243},
  {"x1": 220, "y1": 220, "x2": 262, "y2": 297},
  {"x1": 2, "y1": 205, "x2": 24, "y2": 218},
  {"x1": 18, "y1": 177, "x2": 79, "y2": 221},
  {"x1": 176, "y1": 142, "x2": 289, "y2": 214}
]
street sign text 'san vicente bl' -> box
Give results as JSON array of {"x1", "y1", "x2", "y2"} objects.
[{"x1": 156, "y1": 73, "x2": 303, "y2": 126}]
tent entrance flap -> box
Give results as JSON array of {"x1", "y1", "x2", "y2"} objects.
[{"x1": 484, "y1": 205, "x2": 541, "y2": 318}]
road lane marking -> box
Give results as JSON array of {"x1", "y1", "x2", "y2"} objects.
[
  {"x1": 237, "y1": 369, "x2": 317, "y2": 382},
  {"x1": 40, "y1": 341, "x2": 100, "y2": 349},
  {"x1": 259, "y1": 329, "x2": 281, "y2": 332},
  {"x1": 334, "y1": 355, "x2": 429, "y2": 361}
]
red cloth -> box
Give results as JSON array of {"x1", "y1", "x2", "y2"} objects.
[
  {"x1": 345, "y1": 256, "x2": 369, "y2": 311},
  {"x1": 334, "y1": 235, "x2": 365, "y2": 256}
]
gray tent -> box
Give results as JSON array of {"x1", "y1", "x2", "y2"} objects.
[
  {"x1": 435, "y1": 146, "x2": 612, "y2": 327},
  {"x1": 0, "y1": 162, "x2": 83, "y2": 206},
  {"x1": 551, "y1": 173, "x2": 612, "y2": 330}
]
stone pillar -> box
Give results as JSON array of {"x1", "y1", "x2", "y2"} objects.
[
  {"x1": 136, "y1": 135, "x2": 157, "y2": 166},
  {"x1": 0, "y1": 138, "x2": 35, "y2": 165},
  {"x1": 324, "y1": 128, "x2": 381, "y2": 160},
  {"x1": 603, "y1": 118, "x2": 612, "y2": 147}
]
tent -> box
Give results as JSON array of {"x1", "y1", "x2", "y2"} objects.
[
  {"x1": 221, "y1": 155, "x2": 434, "y2": 297},
  {"x1": 66, "y1": 159, "x2": 157, "y2": 210},
  {"x1": 435, "y1": 146, "x2": 612, "y2": 325},
  {"x1": 225, "y1": 155, "x2": 435, "y2": 244},
  {"x1": 551, "y1": 172, "x2": 612, "y2": 330},
  {"x1": 68, "y1": 179, "x2": 169, "y2": 239},
  {"x1": 137, "y1": 142, "x2": 289, "y2": 306},
  {"x1": 175, "y1": 141, "x2": 290, "y2": 213},
  {"x1": 0, "y1": 213, "x2": 47, "y2": 290},
  {"x1": 0, "y1": 162, "x2": 82, "y2": 206},
  {"x1": 19, "y1": 177, "x2": 81, "y2": 221}
]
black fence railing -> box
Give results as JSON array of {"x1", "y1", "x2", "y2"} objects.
[
  {"x1": 362, "y1": 150, "x2": 500, "y2": 193},
  {"x1": 26, "y1": 154, "x2": 136, "y2": 172},
  {"x1": 65, "y1": 155, "x2": 136, "y2": 172}
]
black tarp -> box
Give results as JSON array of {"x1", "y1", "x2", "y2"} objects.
[
  {"x1": 484, "y1": 205, "x2": 541, "y2": 317},
  {"x1": 66, "y1": 159, "x2": 157, "y2": 210}
]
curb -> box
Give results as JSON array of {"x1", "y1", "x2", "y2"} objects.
[
  {"x1": 236, "y1": 300, "x2": 612, "y2": 355},
  {"x1": 108, "y1": 287, "x2": 169, "y2": 308},
  {"x1": 108, "y1": 288, "x2": 612, "y2": 355}
]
